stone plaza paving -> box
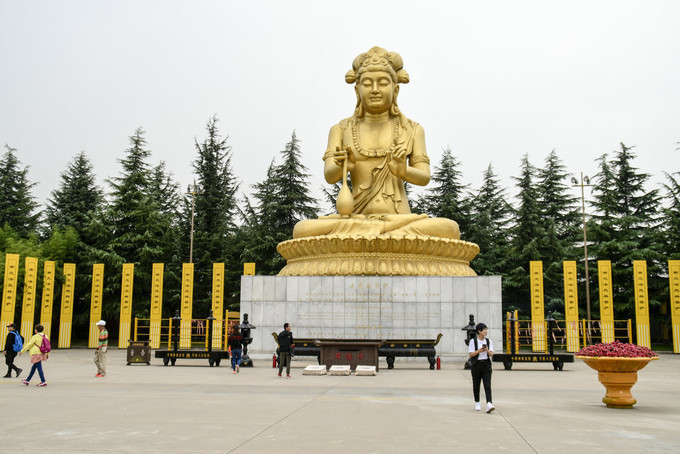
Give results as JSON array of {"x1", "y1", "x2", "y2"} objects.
[{"x1": 1, "y1": 349, "x2": 678, "y2": 453}]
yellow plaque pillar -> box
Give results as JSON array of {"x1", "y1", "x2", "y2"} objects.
[
  {"x1": 212, "y1": 263, "x2": 225, "y2": 349},
  {"x1": 88, "y1": 264, "x2": 105, "y2": 348},
  {"x1": 598, "y1": 260, "x2": 615, "y2": 343},
  {"x1": 20, "y1": 257, "x2": 39, "y2": 340},
  {"x1": 668, "y1": 260, "x2": 680, "y2": 353},
  {"x1": 40, "y1": 261, "x2": 56, "y2": 338},
  {"x1": 243, "y1": 263, "x2": 255, "y2": 275},
  {"x1": 180, "y1": 263, "x2": 194, "y2": 349},
  {"x1": 1, "y1": 253, "x2": 20, "y2": 343},
  {"x1": 118, "y1": 264, "x2": 134, "y2": 348},
  {"x1": 58, "y1": 263, "x2": 76, "y2": 348},
  {"x1": 633, "y1": 260, "x2": 650, "y2": 348},
  {"x1": 150, "y1": 263, "x2": 164, "y2": 349},
  {"x1": 563, "y1": 261, "x2": 580, "y2": 352},
  {"x1": 529, "y1": 261, "x2": 546, "y2": 352}
]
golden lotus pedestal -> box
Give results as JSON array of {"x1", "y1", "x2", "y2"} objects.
[
  {"x1": 276, "y1": 235, "x2": 480, "y2": 276},
  {"x1": 577, "y1": 356, "x2": 658, "y2": 408}
]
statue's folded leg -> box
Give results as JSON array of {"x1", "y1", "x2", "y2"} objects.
[
  {"x1": 387, "y1": 217, "x2": 460, "y2": 239},
  {"x1": 293, "y1": 219, "x2": 336, "y2": 238}
]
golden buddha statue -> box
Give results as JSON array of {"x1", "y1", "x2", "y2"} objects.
[{"x1": 277, "y1": 46, "x2": 479, "y2": 276}]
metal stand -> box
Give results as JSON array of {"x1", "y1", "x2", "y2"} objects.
[
  {"x1": 462, "y1": 314, "x2": 477, "y2": 370},
  {"x1": 239, "y1": 314, "x2": 256, "y2": 367}
]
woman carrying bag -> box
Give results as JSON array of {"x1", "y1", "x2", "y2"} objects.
[{"x1": 19, "y1": 324, "x2": 49, "y2": 387}]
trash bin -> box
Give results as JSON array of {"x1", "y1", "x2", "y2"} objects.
[{"x1": 127, "y1": 340, "x2": 151, "y2": 365}]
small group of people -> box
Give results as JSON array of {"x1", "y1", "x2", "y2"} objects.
[
  {"x1": 224, "y1": 321, "x2": 294, "y2": 378},
  {"x1": 3, "y1": 322, "x2": 49, "y2": 387},
  {"x1": 8, "y1": 316, "x2": 494, "y2": 411},
  {"x1": 2, "y1": 319, "x2": 109, "y2": 387}
]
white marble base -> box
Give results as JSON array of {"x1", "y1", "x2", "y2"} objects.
[
  {"x1": 302, "y1": 365, "x2": 327, "y2": 375},
  {"x1": 355, "y1": 365, "x2": 378, "y2": 376},
  {"x1": 241, "y1": 275, "x2": 503, "y2": 359},
  {"x1": 328, "y1": 365, "x2": 352, "y2": 376}
]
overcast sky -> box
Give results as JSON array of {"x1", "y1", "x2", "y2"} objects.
[{"x1": 1, "y1": 1, "x2": 678, "y2": 214}]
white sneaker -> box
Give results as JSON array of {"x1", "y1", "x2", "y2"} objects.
[
  {"x1": 474, "y1": 402, "x2": 481, "y2": 411},
  {"x1": 486, "y1": 402, "x2": 495, "y2": 413},
  {"x1": 236, "y1": 365, "x2": 240, "y2": 373}
]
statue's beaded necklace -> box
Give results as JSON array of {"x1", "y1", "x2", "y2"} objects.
[{"x1": 351, "y1": 116, "x2": 400, "y2": 158}]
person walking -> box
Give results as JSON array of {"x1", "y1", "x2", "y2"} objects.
[
  {"x1": 19, "y1": 324, "x2": 48, "y2": 387},
  {"x1": 277, "y1": 323, "x2": 294, "y2": 379},
  {"x1": 94, "y1": 320, "x2": 108, "y2": 377},
  {"x1": 228, "y1": 326, "x2": 243, "y2": 374},
  {"x1": 3, "y1": 323, "x2": 23, "y2": 378},
  {"x1": 469, "y1": 322, "x2": 495, "y2": 413}
]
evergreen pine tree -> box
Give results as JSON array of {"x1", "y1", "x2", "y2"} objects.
[
  {"x1": 189, "y1": 116, "x2": 240, "y2": 315},
  {"x1": 245, "y1": 132, "x2": 318, "y2": 275},
  {"x1": 105, "y1": 128, "x2": 169, "y2": 324},
  {"x1": 270, "y1": 131, "x2": 318, "y2": 234},
  {"x1": 588, "y1": 143, "x2": 662, "y2": 321},
  {"x1": 44, "y1": 151, "x2": 106, "y2": 333},
  {"x1": 420, "y1": 147, "x2": 473, "y2": 236},
  {"x1": 505, "y1": 154, "x2": 543, "y2": 316},
  {"x1": 661, "y1": 170, "x2": 680, "y2": 260},
  {"x1": 536, "y1": 150, "x2": 581, "y2": 314},
  {"x1": 148, "y1": 161, "x2": 183, "y2": 312},
  {"x1": 0, "y1": 145, "x2": 40, "y2": 236},
  {"x1": 241, "y1": 161, "x2": 282, "y2": 273},
  {"x1": 45, "y1": 151, "x2": 104, "y2": 233},
  {"x1": 466, "y1": 164, "x2": 513, "y2": 276}
]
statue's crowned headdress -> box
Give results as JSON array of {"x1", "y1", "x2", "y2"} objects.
[{"x1": 345, "y1": 46, "x2": 410, "y2": 85}]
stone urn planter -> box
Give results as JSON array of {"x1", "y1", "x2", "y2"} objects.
[{"x1": 576, "y1": 342, "x2": 658, "y2": 409}]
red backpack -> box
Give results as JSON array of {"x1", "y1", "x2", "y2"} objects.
[{"x1": 39, "y1": 334, "x2": 52, "y2": 353}]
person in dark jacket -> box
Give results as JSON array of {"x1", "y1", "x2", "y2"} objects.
[
  {"x1": 277, "y1": 323, "x2": 294, "y2": 378},
  {"x1": 228, "y1": 326, "x2": 243, "y2": 374},
  {"x1": 3, "y1": 323, "x2": 23, "y2": 378}
]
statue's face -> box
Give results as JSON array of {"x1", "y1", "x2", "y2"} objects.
[{"x1": 357, "y1": 70, "x2": 397, "y2": 114}]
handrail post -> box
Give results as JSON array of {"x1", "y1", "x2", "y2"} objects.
[
  {"x1": 167, "y1": 317, "x2": 172, "y2": 350},
  {"x1": 207, "y1": 311, "x2": 215, "y2": 353},
  {"x1": 582, "y1": 319, "x2": 586, "y2": 348},
  {"x1": 628, "y1": 319, "x2": 633, "y2": 344},
  {"x1": 134, "y1": 317, "x2": 138, "y2": 342}
]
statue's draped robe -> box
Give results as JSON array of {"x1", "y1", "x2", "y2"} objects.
[{"x1": 294, "y1": 115, "x2": 459, "y2": 240}]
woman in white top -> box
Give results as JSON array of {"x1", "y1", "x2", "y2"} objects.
[{"x1": 468, "y1": 323, "x2": 495, "y2": 413}]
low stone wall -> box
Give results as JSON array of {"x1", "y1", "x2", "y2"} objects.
[{"x1": 240, "y1": 275, "x2": 503, "y2": 358}]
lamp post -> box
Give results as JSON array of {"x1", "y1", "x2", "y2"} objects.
[
  {"x1": 571, "y1": 172, "x2": 593, "y2": 321},
  {"x1": 186, "y1": 180, "x2": 202, "y2": 263}
]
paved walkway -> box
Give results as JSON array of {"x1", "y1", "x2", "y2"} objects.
[{"x1": 1, "y1": 349, "x2": 678, "y2": 453}]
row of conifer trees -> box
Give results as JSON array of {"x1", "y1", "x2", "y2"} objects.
[{"x1": 1, "y1": 116, "x2": 678, "y2": 343}]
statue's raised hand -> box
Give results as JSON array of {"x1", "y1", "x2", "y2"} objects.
[
  {"x1": 387, "y1": 140, "x2": 408, "y2": 179},
  {"x1": 333, "y1": 146, "x2": 355, "y2": 172}
]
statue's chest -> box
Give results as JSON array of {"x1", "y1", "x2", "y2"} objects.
[
  {"x1": 344, "y1": 120, "x2": 397, "y2": 158},
  {"x1": 357, "y1": 123, "x2": 392, "y2": 150}
]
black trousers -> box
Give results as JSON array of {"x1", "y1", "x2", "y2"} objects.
[
  {"x1": 471, "y1": 359, "x2": 492, "y2": 403},
  {"x1": 5, "y1": 351, "x2": 19, "y2": 375},
  {"x1": 279, "y1": 352, "x2": 291, "y2": 375}
]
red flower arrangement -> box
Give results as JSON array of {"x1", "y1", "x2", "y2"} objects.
[{"x1": 576, "y1": 340, "x2": 658, "y2": 358}]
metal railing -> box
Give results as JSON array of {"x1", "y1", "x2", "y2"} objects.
[
  {"x1": 504, "y1": 315, "x2": 632, "y2": 353},
  {"x1": 132, "y1": 311, "x2": 241, "y2": 349}
]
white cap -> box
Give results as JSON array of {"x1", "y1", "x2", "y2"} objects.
[{"x1": 96, "y1": 320, "x2": 106, "y2": 326}]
